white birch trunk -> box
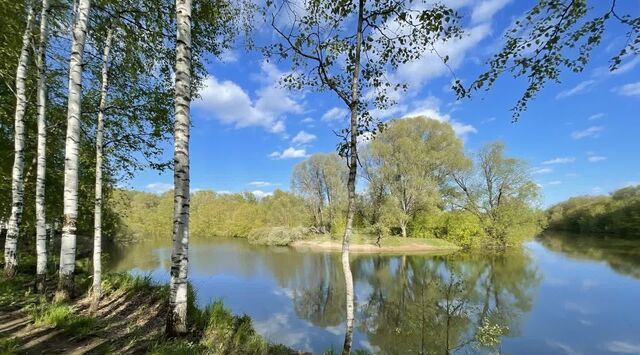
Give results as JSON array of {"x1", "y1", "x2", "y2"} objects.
[
  {"x1": 4, "y1": 4, "x2": 35, "y2": 278},
  {"x1": 166, "y1": 0, "x2": 192, "y2": 336},
  {"x1": 35, "y1": 0, "x2": 50, "y2": 293},
  {"x1": 90, "y1": 26, "x2": 112, "y2": 312},
  {"x1": 341, "y1": 0, "x2": 364, "y2": 353},
  {"x1": 57, "y1": 0, "x2": 91, "y2": 300}
]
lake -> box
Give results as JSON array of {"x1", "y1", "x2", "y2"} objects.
[{"x1": 108, "y1": 234, "x2": 640, "y2": 354}]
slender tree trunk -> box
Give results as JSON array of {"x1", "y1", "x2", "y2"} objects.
[
  {"x1": 4, "y1": 4, "x2": 35, "y2": 278},
  {"x1": 56, "y1": 0, "x2": 91, "y2": 301},
  {"x1": 166, "y1": 0, "x2": 192, "y2": 337},
  {"x1": 35, "y1": 0, "x2": 50, "y2": 292},
  {"x1": 341, "y1": 0, "x2": 364, "y2": 353},
  {"x1": 400, "y1": 221, "x2": 407, "y2": 238},
  {"x1": 90, "y1": 26, "x2": 112, "y2": 313}
]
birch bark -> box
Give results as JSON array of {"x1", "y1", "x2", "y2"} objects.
[
  {"x1": 166, "y1": 0, "x2": 192, "y2": 336},
  {"x1": 341, "y1": 0, "x2": 364, "y2": 352},
  {"x1": 4, "y1": 3, "x2": 35, "y2": 278},
  {"x1": 90, "y1": 26, "x2": 112, "y2": 312},
  {"x1": 57, "y1": 0, "x2": 91, "y2": 300},
  {"x1": 35, "y1": 0, "x2": 50, "y2": 292}
]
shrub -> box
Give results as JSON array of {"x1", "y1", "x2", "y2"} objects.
[{"x1": 247, "y1": 227, "x2": 308, "y2": 246}]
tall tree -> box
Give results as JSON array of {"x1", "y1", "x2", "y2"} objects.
[
  {"x1": 292, "y1": 153, "x2": 347, "y2": 232},
  {"x1": 166, "y1": 0, "x2": 192, "y2": 336},
  {"x1": 57, "y1": 0, "x2": 91, "y2": 300},
  {"x1": 35, "y1": 0, "x2": 50, "y2": 292},
  {"x1": 267, "y1": 0, "x2": 462, "y2": 351},
  {"x1": 4, "y1": 2, "x2": 35, "y2": 278},
  {"x1": 456, "y1": 0, "x2": 639, "y2": 121},
  {"x1": 90, "y1": 23, "x2": 112, "y2": 312},
  {"x1": 365, "y1": 117, "x2": 469, "y2": 238},
  {"x1": 452, "y1": 142, "x2": 540, "y2": 248}
]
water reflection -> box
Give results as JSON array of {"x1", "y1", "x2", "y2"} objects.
[
  {"x1": 538, "y1": 232, "x2": 640, "y2": 279},
  {"x1": 109, "y1": 239, "x2": 543, "y2": 353}
]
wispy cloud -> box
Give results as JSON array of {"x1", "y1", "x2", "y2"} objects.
[
  {"x1": 547, "y1": 180, "x2": 562, "y2": 185},
  {"x1": 542, "y1": 157, "x2": 575, "y2": 165},
  {"x1": 614, "y1": 82, "x2": 640, "y2": 97},
  {"x1": 531, "y1": 167, "x2": 553, "y2": 174},
  {"x1": 556, "y1": 80, "x2": 597, "y2": 99},
  {"x1": 571, "y1": 126, "x2": 604, "y2": 139},
  {"x1": 588, "y1": 113, "x2": 605, "y2": 120},
  {"x1": 321, "y1": 107, "x2": 348, "y2": 121},
  {"x1": 251, "y1": 190, "x2": 273, "y2": 199},
  {"x1": 588, "y1": 155, "x2": 607, "y2": 162},
  {"x1": 603, "y1": 340, "x2": 640, "y2": 354},
  {"x1": 145, "y1": 182, "x2": 173, "y2": 194},
  {"x1": 249, "y1": 181, "x2": 272, "y2": 187},
  {"x1": 269, "y1": 147, "x2": 308, "y2": 159},
  {"x1": 291, "y1": 130, "x2": 317, "y2": 145}
]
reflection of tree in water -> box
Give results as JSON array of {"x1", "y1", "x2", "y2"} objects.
[
  {"x1": 539, "y1": 232, "x2": 640, "y2": 279},
  {"x1": 356, "y1": 252, "x2": 540, "y2": 354},
  {"x1": 293, "y1": 254, "x2": 346, "y2": 327}
]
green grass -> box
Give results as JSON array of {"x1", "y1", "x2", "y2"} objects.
[
  {"x1": 0, "y1": 338, "x2": 19, "y2": 354},
  {"x1": 27, "y1": 302, "x2": 96, "y2": 335}
]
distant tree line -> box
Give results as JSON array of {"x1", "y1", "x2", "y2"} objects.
[
  {"x1": 546, "y1": 185, "x2": 640, "y2": 237},
  {"x1": 115, "y1": 117, "x2": 543, "y2": 249}
]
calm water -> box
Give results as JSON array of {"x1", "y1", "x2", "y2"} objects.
[{"x1": 108, "y1": 234, "x2": 640, "y2": 354}]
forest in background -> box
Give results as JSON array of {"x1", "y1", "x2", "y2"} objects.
[{"x1": 546, "y1": 185, "x2": 640, "y2": 237}]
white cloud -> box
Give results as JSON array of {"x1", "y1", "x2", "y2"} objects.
[
  {"x1": 249, "y1": 181, "x2": 272, "y2": 187},
  {"x1": 291, "y1": 130, "x2": 317, "y2": 145},
  {"x1": 614, "y1": 82, "x2": 640, "y2": 97},
  {"x1": 596, "y1": 56, "x2": 640, "y2": 76},
  {"x1": 395, "y1": 24, "x2": 492, "y2": 89},
  {"x1": 571, "y1": 126, "x2": 604, "y2": 139},
  {"x1": 251, "y1": 190, "x2": 273, "y2": 199},
  {"x1": 531, "y1": 167, "x2": 553, "y2": 174},
  {"x1": 193, "y1": 61, "x2": 303, "y2": 134},
  {"x1": 321, "y1": 107, "x2": 348, "y2": 121},
  {"x1": 556, "y1": 80, "x2": 597, "y2": 99},
  {"x1": 542, "y1": 157, "x2": 575, "y2": 165},
  {"x1": 588, "y1": 155, "x2": 607, "y2": 162},
  {"x1": 145, "y1": 182, "x2": 173, "y2": 194},
  {"x1": 547, "y1": 180, "x2": 562, "y2": 185},
  {"x1": 403, "y1": 96, "x2": 477, "y2": 138},
  {"x1": 269, "y1": 147, "x2": 308, "y2": 159},
  {"x1": 471, "y1": 0, "x2": 512, "y2": 24},
  {"x1": 603, "y1": 341, "x2": 640, "y2": 354},
  {"x1": 218, "y1": 49, "x2": 239, "y2": 63},
  {"x1": 588, "y1": 113, "x2": 605, "y2": 120}
]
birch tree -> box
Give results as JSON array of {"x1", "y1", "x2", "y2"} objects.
[
  {"x1": 166, "y1": 0, "x2": 192, "y2": 336},
  {"x1": 90, "y1": 24, "x2": 112, "y2": 312},
  {"x1": 4, "y1": 2, "x2": 35, "y2": 278},
  {"x1": 57, "y1": 0, "x2": 91, "y2": 300},
  {"x1": 456, "y1": 0, "x2": 639, "y2": 121},
  {"x1": 35, "y1": 0, "x2": 50, "y2": 292},
  {"x1": 266, "y1": 0, "x2": 462, "y2": 351}
]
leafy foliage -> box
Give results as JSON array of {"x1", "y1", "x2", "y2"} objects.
[
  {"x1": 546, "y1": 185, "x2": 640, "y2": 236},
  {"x1": 457, "y1": 0, "x2": 640, "y2": 121}
]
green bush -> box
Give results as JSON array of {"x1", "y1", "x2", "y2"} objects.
[
  {"x1": 247, "y1": 227, "x2": 308, "y2": 246},
  {"x1": 409, "y1": 211, "x2": 485, "y2": 249}
]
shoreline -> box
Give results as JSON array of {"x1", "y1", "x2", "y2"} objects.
[{"x1": 290, "y1": 237, "x2": 459, "y2": 253}]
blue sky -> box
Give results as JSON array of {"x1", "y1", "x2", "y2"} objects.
[{"x1": 127, "y1": 0, "x2": 640, "y2": 207}]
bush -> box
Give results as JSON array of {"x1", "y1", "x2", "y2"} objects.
[
  {"x1": 247, "y1": 227, "x2": 308, "y2": 246},
  {"x1": 409, "y1": 211, "x2": 485, "y2": 249}
]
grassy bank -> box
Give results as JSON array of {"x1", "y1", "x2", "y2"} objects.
[
  {"x1": 0, "y1": 271, "x2": 295, "y2": 354},
  {"x1": 246, "y1": 226, "x2": 459, "y2": 253}
]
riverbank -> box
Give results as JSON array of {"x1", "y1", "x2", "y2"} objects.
[
  {"x1": 246, "y1": 226, "x2": 459, "y2": 252},
  {"x1": 291, "y1": 236, "x2": 459, "y2": 253},
  {"x1": 0, "y1": 271, "x2": 296, "y2": 354}
]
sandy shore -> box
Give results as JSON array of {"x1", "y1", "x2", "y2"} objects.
[{"x1": 290, "y1": 238, "x2": 459, "y2": 253}]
